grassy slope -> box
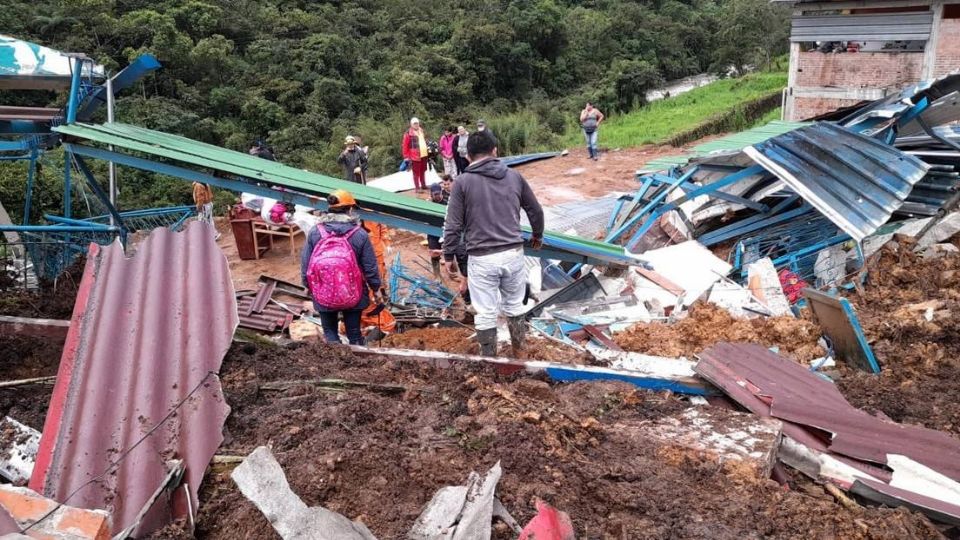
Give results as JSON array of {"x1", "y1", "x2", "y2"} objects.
[{"x1": 571, "y1": 71, "x2": 788, "y2": 148}]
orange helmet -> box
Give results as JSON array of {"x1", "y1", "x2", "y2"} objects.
[{"x1": 328, "y1": 189, "x2": 357, "y2": 209}]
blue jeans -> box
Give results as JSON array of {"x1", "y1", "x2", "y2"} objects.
[
  {"x1": 583, "y1": 130, "x2": 598, "y2": 158},
  {"x1": 318, "y1": 310, "x2": 364, "y2": 345}
]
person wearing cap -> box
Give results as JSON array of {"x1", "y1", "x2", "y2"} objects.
[
  {"x1": 454, "y1": 126, "x2": 470, "y2": 175},
  {"x1": 402, "y1": 117, "x2": 429, "y2": 191},
  {"x1": 300, "y1": 189, "x2": 383, "y2": 345},
  {"x1": 337, "y1": 135, "x2": 368, "y2": 184},
  {"x1": 442, "y1": 130, "x2": 544, "y2": 356}
]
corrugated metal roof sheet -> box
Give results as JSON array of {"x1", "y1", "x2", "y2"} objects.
[
  {"x1": 29, "y1": 221, "x2": 236, "y2": 537},
  {"x1": 743, "y1": 122, "x2": 929, "y2": 241},
  {"x1": 696, "y1": 343, "x2": 960, "y2": 481},
  {"x1": 501, "y1": 151, "x2": 562, "y2": 168},
  {"x1": 643, "y1": 121, "x2": 809, "y2": 171},
  {"x1": 55, "y1": 122, "x2": 633, "y2": 266},
  {"x1": 790, "y1": 12, "x2": 934, "y2": 42}
]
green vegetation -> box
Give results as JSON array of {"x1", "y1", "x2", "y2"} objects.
[
  {"x1": 571, "y1": 70, "x2": 787, "y2": 149},
  {"x1": 0, "y1": 0, "x2": 790, "y2": 221}
]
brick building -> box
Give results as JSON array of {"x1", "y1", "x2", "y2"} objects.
[{"x1": 783, "y1": 0, "x2": 960, "y2": 120}]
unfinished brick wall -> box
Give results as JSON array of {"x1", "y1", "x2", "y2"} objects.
[
  {"x1": 792, "y1": 97, "x2": 863, "y2": 120},
  {"x1": 933, "y1": 17, "x2": 960, "y2": 77},
  {"x1": 795, "y1": 51, "x2": 925, "y2": 89}
]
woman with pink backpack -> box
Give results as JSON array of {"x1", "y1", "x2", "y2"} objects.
[{"x1": 301, "y1": 189, "x2": 383, "y2": 345}]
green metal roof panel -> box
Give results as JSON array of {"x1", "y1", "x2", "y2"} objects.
[
  {"x1": 56, "y1": 122, "x2": 632, "y2": 263},
  {"x1": 644, "y1": 120, "x2": 810, "y2": 171}
]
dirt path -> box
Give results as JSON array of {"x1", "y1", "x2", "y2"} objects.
[{"x1": 513, "y1": 145, "x2": 684, "y2": 206}]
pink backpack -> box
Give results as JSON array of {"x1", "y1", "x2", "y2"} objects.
[{"x1": 306, "y1": 225, "x2": 364, "y2": 309}]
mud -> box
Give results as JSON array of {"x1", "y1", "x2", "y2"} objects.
[
  {"x1": 0, "y1": 258, "x2": 83, "y2": 320},
  {"x1": 0, "y1": 335, "x2": 62, "y2": 430},
  {"x1": 378, "y1": 326, "x2": 592, "y2": 363},
  {"x1": 615, "y1": 302, "x2": 825, "y2": 363},
  {"x1": 187, "y1": 341, "x2": 940, "y2": 540},
  {"x1": 838, "y1": 241, "x2": 960, "y2": 437}
]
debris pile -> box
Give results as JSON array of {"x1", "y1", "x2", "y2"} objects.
[
  {"x1": 614, "y1": 302, "x2": 824, "y2": 363},
  {"x1": 6, "y1": 75, "x2": 960, "y2": 540}
]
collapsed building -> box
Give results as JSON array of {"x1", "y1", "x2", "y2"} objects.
[{"x1": 3, "y1": 32, "x2": 960, "y2": 539}]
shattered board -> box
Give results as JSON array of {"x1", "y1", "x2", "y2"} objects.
[
  {"x1": 802, "y1": 288, "x2": 880, "y2": 373},
  {"x1": 634, "y1": 241, "x2": 732, "y2": 307}
]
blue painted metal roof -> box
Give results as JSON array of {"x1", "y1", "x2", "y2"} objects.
[{"x1": 743, "y1": 122, "x2": 930, "y2": 241}]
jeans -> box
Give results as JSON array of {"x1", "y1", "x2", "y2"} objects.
[
  {"x1": 198, "y1": 202, "x2": 213, "y2": 224},
  {"x1": 318, "y1": 310, "x2": 364, "y2": 345},
  {"x1": 583, "y1": 130, "x2": 598, "y2": 158},
  {"x1": 467, "y1": 247, "x2": 526, "y2": 331}
]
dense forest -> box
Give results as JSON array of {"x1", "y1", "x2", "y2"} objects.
[{"x1": 0, "y1": 0, "x2": 789, "y2": 215}]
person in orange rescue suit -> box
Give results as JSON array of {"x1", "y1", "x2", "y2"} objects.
[{"x1": 358, "y1": 220, "x2": 396, "y2": 338}]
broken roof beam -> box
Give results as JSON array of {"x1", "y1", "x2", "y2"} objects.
[{"x1": 350, "y1": 345, "x2": 715, "y2": 396}]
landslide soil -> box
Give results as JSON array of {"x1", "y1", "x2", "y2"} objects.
[
  {"x1": 0, "y1": 280, "x2": 74, "y2": 431},
  {"x1": 837, "y1": 240, "x2": 960, "y2": 437},
  {"x1": 614, "y1": 302, "x2": 826, "y2": 363},
  {"x1": 378, "y1": 326, "x2": 592, "y2": 363},
  {"x1": 191, "y1": 341, "x2": 940, "y2": 540}
]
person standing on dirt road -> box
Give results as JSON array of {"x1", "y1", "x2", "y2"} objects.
[
  {"x1": 442, "y1": 130, "x2": 544, "y2": 357},
  {"x1": 402, "y1": 117, "x2": 429, "y2": 191},
  {"x1": 301, "y1": 189, "x2": 383, "y2": 346},
  {"x1": 580, "y1": 103, "x2": 604, "y2": 160}
]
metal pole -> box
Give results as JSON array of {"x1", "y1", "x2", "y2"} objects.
[
  {"x1": 106, "y1": 77, "x2": 117, "y2": 227},
  {"x1": 66, "y1": 58, "x2": 83, "y2": 124}
]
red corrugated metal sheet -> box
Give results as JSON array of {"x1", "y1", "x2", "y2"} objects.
[
  {"x1": 696, "y1": 343, "x2": 960, "y2": 480},
  {"x1": 696, "y1": 343, "x2": 960, "y2": 481},
  {"x1": 29, "y1": 222, "x2": 237, "y2": 537}
]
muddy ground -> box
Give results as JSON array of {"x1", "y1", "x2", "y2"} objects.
[
  {"x1": 378, "y1": 326, "x2": 593, "y2": 363},
  {"x1": 187, "y1": 341, "x2": 942, "y2": 540},
  {"x1": 614, "y1": 302, "x2": 826, "y2": 364},
  {"x1": 838, "y1": 240, "x2": 960, "y2": 437}
]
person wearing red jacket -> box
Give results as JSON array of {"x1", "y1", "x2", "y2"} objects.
[{"x1": 402, "y1": 117, "x2": 429, "y2": 191}]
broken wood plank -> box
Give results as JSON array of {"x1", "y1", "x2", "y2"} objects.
[
  {"x1": 351, "y1": 345, "x2": 714, "y2": 396},
  {"x1": 259, "y1": 378, "x2": 406, "y2": 395},
  {"x1": 582, "y1": 325, "x2": 623, "y2": 351},
  {"x1": 0, "y1": 315, "x2": 70, "y2": 339},
  {"x1": 0, "y1": 376, "x2": 57, "y2": 389},
  {"x1": 635, "y1": 267, "x2": 685, "y2": 296}
]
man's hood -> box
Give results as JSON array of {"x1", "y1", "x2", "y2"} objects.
[
  {"x1": 318, "y1": 212, "x2": 360, "y2": 234},
  {"x1": 465, "y1": 158, "x2": 508, "y2": 180}
]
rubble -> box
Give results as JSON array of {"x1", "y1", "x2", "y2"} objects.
[
  {"x1": 614, "y1": 302, "x2": 825, "y2": 363},
  {"x1": 0, "y1": 485, "x2": 112, "y2": 540},
  {"x1": 231, "y1": 446, "x2": 377, "y2": 540}
]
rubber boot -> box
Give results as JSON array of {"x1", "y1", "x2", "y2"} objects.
[
  {"x1": 508, "y1": 315, "x2": 526, "y2": 352},
  {"x1": 431, "y1": 257, "x2": 442, "y2": 279},
  {"x1": 477, "y1": 328, "x2": 498, "y2": 357}
]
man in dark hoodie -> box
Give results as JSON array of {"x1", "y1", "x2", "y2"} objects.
[{"x1": 442, "y1": 131, "x2": 544, "y2": 356}]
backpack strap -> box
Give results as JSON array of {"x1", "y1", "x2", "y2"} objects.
[{"x1": 317, "y1": 225, "x2": 331, "y2": 239}]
